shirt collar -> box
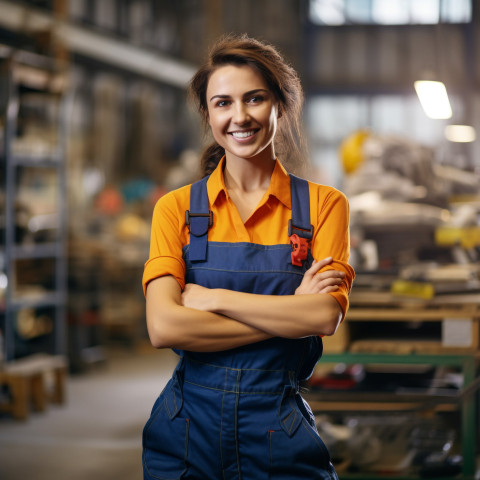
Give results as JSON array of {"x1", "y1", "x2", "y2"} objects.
[
  {"x1": 267, "y1": 159, "x2": 291, "y2": 209},
  {"x1": 206, "y1": 156, "x2": 228, "y2": 206},
  {"x1": 207, "y1": 156, "x2": 292, "y2": 209}
]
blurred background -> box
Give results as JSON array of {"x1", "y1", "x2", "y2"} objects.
[{"x1": 0, "y1": 1, "x2": 479, "y2": 479}]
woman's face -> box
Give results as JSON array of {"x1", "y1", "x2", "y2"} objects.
[{"x1": 206, "y1": 64, "x2": 279, "y2": 163}]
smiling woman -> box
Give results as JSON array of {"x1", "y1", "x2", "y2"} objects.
[
  {"x1": 190, "y1": 34, "x2": 307, "y2": 178},
  {"x1": 206, "y1": 65, "x2": 279, "y2": 169},
  {"x1": 141, "y1": 34, "x2": 355, "y2": 480}
]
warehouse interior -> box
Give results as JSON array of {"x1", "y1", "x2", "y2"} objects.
[{"x1": 0, "y1": 0, "x2": 479, "y2": 479}]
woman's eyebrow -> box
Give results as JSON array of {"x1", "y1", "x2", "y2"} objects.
[
  {"x1": 209, "y1": 88, "x2": 269, "y2": 103},
  {"x1": 243, "y1": 88, "x2": 269, "y2": 97},
  {"x1": 209, "y1": 94, "x2": 230, "y2": 102}
]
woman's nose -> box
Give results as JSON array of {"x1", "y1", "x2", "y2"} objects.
[{"x1": 232, "y1": 102, "x2": 249, "y2": 124}]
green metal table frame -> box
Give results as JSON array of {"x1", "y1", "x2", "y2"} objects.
[{"x1": 321, "y1": 352, "x2": 478, "y2": 479}]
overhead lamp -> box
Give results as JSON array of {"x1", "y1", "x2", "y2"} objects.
[
  {"x1": 414, "y1": 80, "x2": 453, "y2": 119},
  {"x1": 444, "y1": 125, "x2": 476, "y2": 143}
]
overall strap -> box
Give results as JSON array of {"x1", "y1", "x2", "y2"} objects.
[
  {"x1": 289, "y1": 174, "x2": 313, "y2": 266},
  {"x1": 185, "y1": 176, "x2": 213, "y2": 262}
]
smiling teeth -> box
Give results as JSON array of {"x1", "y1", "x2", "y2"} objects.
[{"x1": 232, "y1": 131, "x2": 255, "y2": 138}]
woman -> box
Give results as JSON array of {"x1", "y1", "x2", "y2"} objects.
[{"x1": 142, "y1": 34, "x2": 354, "y2": 480}]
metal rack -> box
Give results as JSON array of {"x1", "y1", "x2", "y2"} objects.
[
  {"x1": 309, "y1": 351, "x2": 479, "y2": 479},
  {"x1": 307, "y1": 287, "x2": 480, "y2": 478},
  {"x1": 1, "y1": 47, "x2": 69, "y2": 361}
]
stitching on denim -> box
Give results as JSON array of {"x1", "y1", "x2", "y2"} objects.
[
  {"x1": 268, "y1": 431, "x2": 273, "y2": 470},
  {"x1": 172, "y1": 385, "x2": 177, "y2": 417},
  {"x1": 184, "y1": 419, "x2": 189, "y2": 462},
  {"x1": 300, "y1": 418, "x2": 330, "y2": 459},
  {"x1": 186, "y1": 266, "x2": 304, "y2": 276},
  {"x1": 234, "y1": 369, "x2": 242, "y2": 479},
  {"x1": 282, "y1": 409, "x2": 297, "y2": 434},
  {"x1": 185, "y1": 357, "x2": 295, "y2": 375},
  {"x1": 210, "y1": 242, "x2": 290, "y2": 250},
  {"x1": 220, "y1": 370, "x2": 227, "y2": 479},
  {"x1": 163, "y1": 396, "x2": 170, "y2": 419},
  {"x1": 184, "y1": 242, "x2": 292, "y2": 252},
  {"x1": 184, "y1": 380, "x2": 282, "y2": 395},
  {"x1": 143, "y1": 402, "x2": 187, "y2": 480}
]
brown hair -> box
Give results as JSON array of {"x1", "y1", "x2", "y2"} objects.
[{"x1": 189, "y1": 34, "x2": 307, "y2": 177}]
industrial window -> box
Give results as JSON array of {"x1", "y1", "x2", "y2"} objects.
[{"x1": 309, "y1": 0, "x2": 472, "y2": 25}]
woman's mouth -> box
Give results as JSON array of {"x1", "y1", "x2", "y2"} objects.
[{"x1": 229, "y1": 129, "x2": 258, "y2": 140}]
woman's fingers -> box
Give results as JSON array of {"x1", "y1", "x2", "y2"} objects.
[
  {"x1": 316, "y1": 274, "x2": 344, "y2": 285},
  {"x1": 318, "y1": 285, "x2": 340, "y2": 294},
  {"x1": 315, "y1": 270, "x2": 346, "y2": 282},
  {"x1": 304, "y1": 256, "x2": 332, "y2": 277},
  {"x1": 295, "y1": 257, "x2": 347, "y2": 295},
  {"x1": 314, "y1": 276, "x2": 344, "y2": 292}
]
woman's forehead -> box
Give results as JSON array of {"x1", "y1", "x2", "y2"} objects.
[{"x1": 206, "y1": 64, "x2": 269, "y2": 97}]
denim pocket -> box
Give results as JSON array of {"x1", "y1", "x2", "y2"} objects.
[
  {"x1": 143, "y1": 373, "x2": 189, "y2": 480},
  {"x1": 268, "y1": 387, "x2": 332, "y2": 479}
]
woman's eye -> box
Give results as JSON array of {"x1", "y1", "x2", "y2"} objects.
[
  {"x1": 217, "y1": 100, "x2": 230, "y2": 107},
  {"x1": 249, "y1": 96, "x2": 264, "y2": 104}
]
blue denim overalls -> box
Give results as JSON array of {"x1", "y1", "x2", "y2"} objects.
[{"x1": 143, "y1": 174, "x2": 338, "y2": 480}]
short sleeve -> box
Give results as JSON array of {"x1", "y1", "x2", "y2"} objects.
[
  {"x1": 310, "y1": 187, "x2": 355, "y2": 319},
  {"x1": 142, "y1": 190, "x2": 188, "y2": 295}
]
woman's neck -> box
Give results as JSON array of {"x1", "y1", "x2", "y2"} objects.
[
  {"x1": 223, "y1": 152, "x2": 276, "y2": 194},
  {"x1": 222, "y1": 151, "x2": 276, "y2": 224}
]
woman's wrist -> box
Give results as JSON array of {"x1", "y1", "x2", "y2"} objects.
[{"x1": 210, "y1": 288, "x2": 228, "y2": 314}]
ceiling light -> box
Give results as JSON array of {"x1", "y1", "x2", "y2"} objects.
[
  {"x1": 414, "y1": 80, "x2": 453, "y2": 119},
  {"x1": 444, "y1": 125, "x2": 476, "y2": 143}
]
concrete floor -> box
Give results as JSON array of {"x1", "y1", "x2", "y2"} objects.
[
  {"x1": 0, "y1": 345, "x2": 179, "y2": 480},
  {"x1": 2, "y1": 346, "x2": 479, "y2": 480}
]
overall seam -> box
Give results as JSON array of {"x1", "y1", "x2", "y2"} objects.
[
  {"x1": 183, "y1": 380, "x2": 283, "y2": 395},
  {"x1": 300, "y1": 419, "x2": 330, "y2": 459},
  {"x1": 184, "y1": 357, "x2": 294, "y2": 374},
  {"x1": 186, "y1": 266, "x2": 305, "y2": 276},
  {"x1": 234, "y1": 369, "x2": 242, "y2": 480},
  {"x1": 220, "y1": 368, "x2": 228, "y2": 480}
]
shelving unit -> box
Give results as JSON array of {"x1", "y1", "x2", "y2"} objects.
[
  {"x1": 1, "y1": 47, "x2": 69, "y2": 362},
  {"x1": 309, "y1": 291, "x2": 480, "y2": 479},
  {"x1": 308, "y1": 352, "x2": 478, "y2": 479}
]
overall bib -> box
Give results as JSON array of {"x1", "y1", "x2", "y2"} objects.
[{"x1": 143, "y1": 175, "x2": 338, "y2": 480}]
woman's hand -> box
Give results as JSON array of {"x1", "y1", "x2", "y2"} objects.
[
  {"x1": 295, "y1": 257, "x2": 346, "y2": 295},
  {"x1": 182, "y1": 283, "x2": 215, "y2": 311}
]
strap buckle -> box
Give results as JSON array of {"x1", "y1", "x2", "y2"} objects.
[
  {"x1": 288, "y1": 219, "x2": 313, "y2": 239},
  {"x1": 185, "y1": 210, "x2": 213, "y2": 228}
]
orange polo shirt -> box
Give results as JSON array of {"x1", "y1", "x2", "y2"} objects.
[{"x1": 143, "y1": 158, "x2": 355, "y2": 317}]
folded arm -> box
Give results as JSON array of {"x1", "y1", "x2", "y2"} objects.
[
  {"x1": 146, "y1": 275, "x2": 272, "y2": 352},
  {"x1": 182, "y1": 257, "x2": 345, "y2": 339},
  {"x1": 146, "y1": 258, "x2": 345, "y2": 351}
]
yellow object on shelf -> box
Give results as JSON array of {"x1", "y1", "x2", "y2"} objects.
[
  {"x1": 339, "y1": 130, "x2": 370, "y2": 174},
  {"x1": 435, "y1": 226, "x2": 480, "y2": 249},
  {"x1": 390, "y1": 280, "x2": 435, "y2": 300}
]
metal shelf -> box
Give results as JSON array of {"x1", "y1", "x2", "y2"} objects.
[
  {"x1": 322, "y1": 352, "x2": 478, "y2": 366},
  {"x1": 9, "y1": 292, "x2": 65, "y2": 311},
  {"x1": 1, "y1": 50, "x2": 69, "y2": 362},
  {"x1": 11, "y1": 154, "x2": 62, "y2": 168},
  {"x1": 11, "y1": 243, "x2": 63, "y2": 260},
  {"x1": 314, "y1": 352, "x2": 479, "y2": 479}
]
